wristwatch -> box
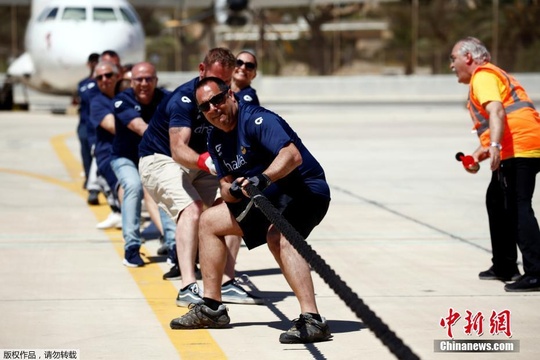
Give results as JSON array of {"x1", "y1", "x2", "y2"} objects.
[{"x1": 490, "y1": 142, "x2": 502, "y2": 150}]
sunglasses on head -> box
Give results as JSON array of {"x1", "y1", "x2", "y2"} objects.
[
  {"x1": 133, "y1": 76, "x2": 156, "y2": 84},
  {"x1": 95, "y1": 72, "x2": 114, "y2": 81},
  {"x1": 198, "y1": 90, "x2": 228, "y2": 112},
  {"x1": 236, "y1": 59, "x2": 256, "y2": 70}
]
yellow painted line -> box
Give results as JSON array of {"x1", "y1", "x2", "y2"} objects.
[{"x1": 1, "y1": 131, "x2": 227, "y2": 359}]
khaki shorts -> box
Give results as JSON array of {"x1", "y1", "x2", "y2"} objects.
[{"x1": 139, "y1": 153, "x2": 220, "y2": 221}]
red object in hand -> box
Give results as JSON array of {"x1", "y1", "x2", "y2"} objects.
[{"x1": 455, "y1": 152, "x2": 480, "y2": 173}]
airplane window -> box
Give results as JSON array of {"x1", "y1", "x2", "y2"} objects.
[
  {"x1": 120, "y1": 7, "x2": 138, "y2": 24},
  {"x1": 38, "y1": 7, "x2": 58, "y2": 22},
  {"x1": 62, "y1": 8, "x2": 86, "y2": 21},
  {"x1": 93, "y1": 8, "x2": 117, "y2": 22}
]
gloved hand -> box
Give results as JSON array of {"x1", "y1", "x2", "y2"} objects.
[
  {"x1": 197, "y1": 152, "x2": 217, "y2": 175},
  {"x1": 229, "y1": 179, "x2": 244, "y2": 199},
  {"x1": 247, "y1": 174, "x2": 272, "y2": 191}
]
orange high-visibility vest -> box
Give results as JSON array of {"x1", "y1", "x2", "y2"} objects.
[{"x1": 468, "y1": 62, "x2": 540, "y2": 160}]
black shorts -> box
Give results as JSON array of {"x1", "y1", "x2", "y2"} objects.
[{"x1": 226, "y1": 192, "x2": 330, "y2": 250}]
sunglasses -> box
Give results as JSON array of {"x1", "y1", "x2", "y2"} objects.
[
  {"x1": 236, "y1": 59, "x2": 256, "y2": 70},
  {"x1": 133, "y1": 76, "x2": 156, "y2": 84},
  {"x1": 198, "y1": 90, "x2": 228, "y2": 112},
  {"x1": 95, "y1": 72, "x2": 114, "y2": 81}
]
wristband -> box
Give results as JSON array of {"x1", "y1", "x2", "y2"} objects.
[
  {"x1": 229, "y1": 180, "x2": 244, "y2": 199},
  {"x1": 490, "y1": 142, "x2": 502, "y2": 150}
]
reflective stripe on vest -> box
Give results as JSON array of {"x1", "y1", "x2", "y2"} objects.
[{"x1": 470, "y1": 68, "x2": 536, "y2": 136}]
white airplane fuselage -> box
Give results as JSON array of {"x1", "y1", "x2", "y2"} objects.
[{"x1": 8, "y1": 0, "x2": 145, "y2": 95}]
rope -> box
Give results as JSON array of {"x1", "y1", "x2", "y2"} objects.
[{"x1": 245, "y1": 184, "x2": 421, "y2": 360}]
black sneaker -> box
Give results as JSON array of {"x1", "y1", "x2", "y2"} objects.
[
  {"x1": 504, "y1": 275, "x2": 540, "y2": 292},
  {"x1": 279, "y1": 313, "x2": 333, "y2": 344},
  {"x1": 163, "y1": 264, "x2": 181, "y2": 281},
  {"x1": 170, "y1": 303, "x2": 230, "y2": 329},
  {"x1": 163, "y1": 265, "x2": 201, "y2": 281},
  {"x1": 478, "y1": 267, "x2": 521, "y2": 281},
  {"x1": 87, "y1": 190, "x2": 99, "y2": 205}
]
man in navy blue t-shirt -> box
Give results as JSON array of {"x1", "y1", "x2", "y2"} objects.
[
  {"x1": 111, "y1": 62, "x2": 175, "y2": 268},
  {"x1": 139, "y1": 48, "x2": 261, "y2": 306},
  {"x1": 170, "y1": 77, "x2": 332, "y2": 345}
]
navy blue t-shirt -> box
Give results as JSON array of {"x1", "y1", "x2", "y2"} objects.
[
  {"x1": 236, "y1": 85, "x2": 260, "y2": 106},
  {"x1": 89, "y1": 92, "x2": 115, "y2": 167},
  {"x1": 112, "y1": 87, "x2": 170, "y2": 165},
  {"x1": 139, "y1": 77, "x2": 212, "y2": 158},
  {"x1": 80, "y1": 79, "x2": 100, "y2": 146},
  {"x1": 208, "y1": 102, "x2": 330, "y2": 198}
]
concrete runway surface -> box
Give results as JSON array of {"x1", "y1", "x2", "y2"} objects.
[{"x1": 0, "y1": 98, "x2": 539, "y2": 359}]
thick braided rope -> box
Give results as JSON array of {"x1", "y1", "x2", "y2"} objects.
[{"x1": 245, "y1": 184, "x2": 420, "y2": 360}]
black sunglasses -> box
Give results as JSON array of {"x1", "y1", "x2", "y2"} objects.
[
  {"x1": 236, "y1": 59, "x2": 256, "y2": 70},
  {"x1": 95, "y1": 72, "x2": 114, "y2": 81},
  {"x1": 133, "y1": 76, "x2": 156, "y2": 84},
  {"x1": 198, "y1": 90, "x2": 229, "y2": 112}
]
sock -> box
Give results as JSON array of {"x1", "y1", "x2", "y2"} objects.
[
  {"x1": 307, "y1": 313, "x2": 322, "y2": 322},
  {"x1": 203, "y1": 297, "x2": 222, "y2": 311}
]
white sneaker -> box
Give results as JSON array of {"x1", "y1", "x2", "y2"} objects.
[{"x1": 96, "y1": 212, "x2": 122, "y2": 229}]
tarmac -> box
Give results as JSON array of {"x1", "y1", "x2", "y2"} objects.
[{"x1": 1, "y1": 92, "x2": 539, "y2": 360}]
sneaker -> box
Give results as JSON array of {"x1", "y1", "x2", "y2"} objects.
[
  {"x1": 166, "y1": 245, "x2": 177, "y2": 266},
  {"x1": 176, "y1": 283, "x2": 204, "y2": 307},
  {"x1": 221, "y1": 280, "x2": 264, "y2": 305},
  {"x1": 279, "y1": 313, "x2": 333, "y2": 344},
  {"x1": 170, "y1": 303, "x2": 230, "y2": 329},
  {"x1": 163, "y1": 264, "x2": 202, "y2": 281},
  {"x1": 96, "y1": 212, "x2": 122, "y2": 230},
  {"x1": 163, "y1": 264, "x2": 181, "y2": 281},
  {"x1": 87, "y1": 190, "x2": 99, "y2": 205},
  {"x1": 504, "y1": 275, "x2": 540, "y2": 292},
  {"x1": 157, "y1": 236, "x2": 168, "y2": 256},
  {"x1": 478, "y1": 267, "x2": 521, "y2": 281},
  {"x1": 123, "y1": 246, "x2": 144, "y2": 267}
]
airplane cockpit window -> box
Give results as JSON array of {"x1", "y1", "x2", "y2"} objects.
[
  {"x1": 62, "y1": 8, "x2": 86, "y2": 21},
  {"x1": 120, "y1": 7, "x2": 138, "y2": 24},
  {"x1": 93, "y1": 8, "x2": 117, "y2": 22},
  {"x1": 38, "y1": 7, "x2": 58, "y2": 22}
]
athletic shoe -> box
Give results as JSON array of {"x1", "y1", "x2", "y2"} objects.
[
  {"x1": 279, "y1": 313, "x2": 333, "y2": 344},
  {"x1": 96, "y1": 212, "x2": 122, "y2": 230},
  {"x1": 221, "y1": 280, "x2": 264, "y2": 305},
  {"x1": 176, "y1": 283, "x2": 204, "y2": 307},
  {"x1": 504, "y1": 275, "x2": 540, "y2": 292},
  {"x1": 170, "y1": 303, "x2": 230, "y2": 329},
  {"x1": 163, "y1": 264, "x2": 202, "y2": 281},
  {"x1": 123, "y1": 246, "x2": 144, "y2": 267},
  {"x1": 478, "y1": 267, "x2": 521, "y2": 281},
  {"x1": 163, "y1": 264, "x2": 181, "y2": 281},
  {"x1": 87, "y1": 190, "x2": 99, "y2": 205},
  {"x1": 157, "y1": 236, "x2": 168, "y2": 256},
  {"x1": 166, "y1": 245, "x2": 177, "y2": 266}
]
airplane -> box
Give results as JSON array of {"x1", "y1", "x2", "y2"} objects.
[{"x1": 6, "y1": 0, "x2": 146, "y2": 96}]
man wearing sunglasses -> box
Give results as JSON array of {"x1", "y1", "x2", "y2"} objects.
[
  {"x1": 139, "y1": 48, "x2": 261, "y2": 306},
  {"x1": 170, "y1": 76, "x2": 332, "y2": 345},
  {"x1": 231, "y1": 51, "x2": 260, "y2": 106},
  {"x1": 89, "y1": 60, "x2": 123, "y2": 230}
]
